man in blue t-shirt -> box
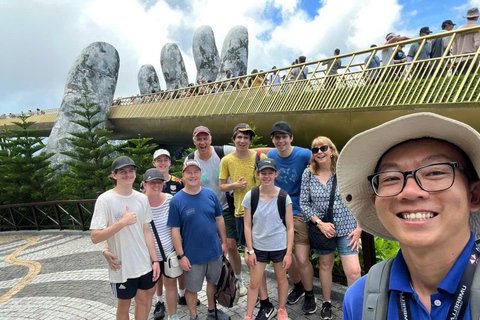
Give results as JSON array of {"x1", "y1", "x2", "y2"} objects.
[
  {"x1": 168, "y1": 159, "x2": 229, "y2": 320},
  {"x1": 267, "y1": 121, "x2": 316, "y2": 315},
  {"x1": 337, "y1": 113, "x2": 480, "y2": 319}
]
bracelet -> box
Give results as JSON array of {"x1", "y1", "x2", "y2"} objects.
[
  {"x1": 102, "y1": 248, "x2": 108, "y2": 254},
  {"x1": 177, "y1": 253, "x2": 186, "y2": 260}
]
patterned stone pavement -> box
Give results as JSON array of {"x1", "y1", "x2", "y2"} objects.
[{"x1": 0, "y1": 231, "x2": 345, "y2": 319}]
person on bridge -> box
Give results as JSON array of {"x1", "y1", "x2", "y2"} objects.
[
  {"x1": 339, "y1": 113, "x2": 480, "y2": 319},
  {"x1": 90, "y1": 156, "x2": 160, "y2": 320},
  {"x1": 453, "y1": 7, "x2": 480, "y2": 75},
  {"x1": 382, "y1": 32, "x2": 409, "y2": 66},
  {"x1": 266, "y1": 121, "x2": 317, "y2": 315}
]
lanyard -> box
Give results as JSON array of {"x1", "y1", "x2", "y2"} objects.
[{"x1": 397, "y1": 243, "x2": 479, "y2": 320}]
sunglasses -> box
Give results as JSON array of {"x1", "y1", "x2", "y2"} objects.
[{"x1": 311, "y1": 145, "x2": 329, "y2": 154}]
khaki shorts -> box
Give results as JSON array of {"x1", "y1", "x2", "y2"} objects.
[{"x1": 293, "y1": 215, "x2": 310, "y2": 245}]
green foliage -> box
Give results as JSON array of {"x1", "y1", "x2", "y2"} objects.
[
  {"x1": 171, "y1": 147, "x2": 195, "y2": 178},
  {"x1": 374, "y1": 237, "x2": 400, "y2": 262},
  {"x1": 58, "y1": 95, "x2": 119, "y2": 199},
  {"x1": 122, "y1": 134, "x2": 158, "y2": 185},
  {"x1": 0, "y1": 114, "x2": 56, "y2": 205}
]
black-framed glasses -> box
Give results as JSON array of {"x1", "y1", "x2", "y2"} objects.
[
  {"x1": 312, "y1": 145, "x2": 329, "y2": 154},
  {"x1": 367, "y1": 162, "x2": 470, "y2": 197}
]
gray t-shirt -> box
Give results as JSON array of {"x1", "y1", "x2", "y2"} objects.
[
  {"x1": 242, "y1": 189, "x2": 292, "y2": 251},
  {"x1": 189, "y1": 145, "x2": 235, "y2": 210}
]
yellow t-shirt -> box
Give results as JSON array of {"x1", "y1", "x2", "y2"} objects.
[{"x1": 219, "y1": 151, "x2": 267, "y2": 217}]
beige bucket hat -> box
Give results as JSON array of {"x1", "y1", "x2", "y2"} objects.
[{"x1": 337, "y1": 112, "x2": 480, "y2": 240}]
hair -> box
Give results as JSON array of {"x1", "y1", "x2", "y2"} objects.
[
  {"x1": 334, "y1": 48, "x2": 340, "y2": 55},
  {"x1": 309, "y1": 136, "x2": 339, "y2": 174},
  {"x1": 298, "y1": 56, "x2": 306, "y2": 63},
  {"x1": 233, "y1": 130, "x2": 254, "y2": 140},
  {"x1": 370, "y1": 44, "x2": 377, "y2": 48}
]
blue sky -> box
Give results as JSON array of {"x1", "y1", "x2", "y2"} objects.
[{"x1": 0, "y1": 0, "x2": 478, "y2": 116}]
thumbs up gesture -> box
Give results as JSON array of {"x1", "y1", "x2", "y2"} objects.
[{"x1": 122, "y1": 206, "x2": 137, "y2": 226}]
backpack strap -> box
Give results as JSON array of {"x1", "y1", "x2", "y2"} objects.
[
  {"x1": 471, "y1": 241, "x2": 480, "y2": 320},
  {"x1": 363, "y1": 257, "x2": 394, "y2": 320},
  {"x1": 277, "y1": 189, "x2": 287, "y2": 227},
  {"x1": 213, "y1": 146, "x2": 225, "y2": 159},
  {"x1": 253, "y1": 152, "x2": 261, "y2": 184},
  {"x1": 250, "y1": 186, "x2": 260, "y2": 223}
]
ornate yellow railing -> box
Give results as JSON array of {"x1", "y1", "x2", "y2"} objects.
[{"x1": 1, "y1": 25, "x2": 479, "y2": 127}]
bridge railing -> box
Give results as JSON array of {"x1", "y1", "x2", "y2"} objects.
[{"x1": 0, "y1": 200, "x2": 96, "y2": 231}]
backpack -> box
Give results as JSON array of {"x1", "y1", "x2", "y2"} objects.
[
  {"x1": 250, "y1": 185, "x2": 288, "y2": 227},
  {"x1": 362, "y1": 243, "x2": 480, "y2": 320},
  {"x1": 215, "y1": 255, "x2": 240, "y2": 308}
]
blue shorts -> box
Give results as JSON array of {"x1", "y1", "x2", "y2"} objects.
[
  {"x1": 235, "y1": 217, "x2": 246, "y2": 246},
  {"x1": 314, "y1": 235, "x2": 359, "y2": 256}
]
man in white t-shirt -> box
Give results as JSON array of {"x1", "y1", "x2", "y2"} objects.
[{"x1": 90, "y1": 156, "x2": 160, "y2": 320}]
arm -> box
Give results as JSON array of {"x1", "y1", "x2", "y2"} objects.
[
  {"x1": 172, "y1": 227, "x2": 191, "y2": 271},
  {"x1": 243, "y1": 207, "x2": 256, "y2": 268},
  {"x1": 103, "y1": 243, "x2": 121, "y2": 270},
  {"x1": 299, "y1": 170, "x2": 318, "y2": 223},
  {"x1": 219, "y1": 177, "x2": 247, "y2": 192},
  {"x1": 144, "y1": 223, "x2": 160, "y2": 281},
  {"x1": 215, "y1": 215, "x2": 228, "y2": 256},
  {"x1": 386, "y1": 36, "x2": 408, "y2": 44},
  {"x1": 283, "y1": 203, "x2": 294, "y2": 269},
  {"x1": 91, "y1": 206, "x2": 136, "y2": 244}
]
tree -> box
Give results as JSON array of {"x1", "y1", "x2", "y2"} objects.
[
  {"x1": 122, "y1": 134, "x2": 158, "y2": 186},
  {"x1": 58, "y1": 95, "x2": 119, "y2": 199},
  {"x1": 0, "y1": 114, "x2": 56, "y2": 205}
]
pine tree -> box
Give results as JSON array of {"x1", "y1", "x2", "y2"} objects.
[
  {"x1": 59, "y1": 95, "x2": 119, "y2": 199},
  {"x1": 122, "y1": 134, "x2": 158, "y2": 186},
  {"x1": 0, "y1": 114, "x2": 56, "y2": 205}
]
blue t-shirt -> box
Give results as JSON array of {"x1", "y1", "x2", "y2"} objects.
[
  {"x1": 343, "y1": 233, "x2": 477, "y2": 320},
  {"x1": 167, "y1": 187, "x2": 223, "y2": 264},
  {"x1": 267, "y1": 147, "x2": 311, "y2": 215}
]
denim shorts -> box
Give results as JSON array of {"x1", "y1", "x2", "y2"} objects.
[{"x1": 314, "y1": 235, "x2": 359, "y2": 256}]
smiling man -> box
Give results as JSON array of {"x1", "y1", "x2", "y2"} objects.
[{"x1": 337, "y1": 113, "x2": 480, "y2": 319}]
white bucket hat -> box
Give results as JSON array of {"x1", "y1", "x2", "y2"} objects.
[{"x1": 337, "y1": 112, "x2": 480, "y2": 240}]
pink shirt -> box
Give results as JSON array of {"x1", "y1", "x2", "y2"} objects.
[{"x1": 453, "y1": 21, "x2": 480, "y2": 61}]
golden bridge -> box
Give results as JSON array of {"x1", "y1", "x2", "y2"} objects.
[{"x1": 2, "y1": 27, "x2": 480, "y2": 147}]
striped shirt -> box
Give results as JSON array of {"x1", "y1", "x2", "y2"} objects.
[{"x1": 150, "y1": 194, "x2": 174, "y2": 261}]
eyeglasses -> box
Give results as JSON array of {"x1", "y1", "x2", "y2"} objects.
[
  {"x1": 312, "y1": 145, "x2": 329, "y2": 154},
  {"x1": 367, "y1": 162, "x2": 470, "y2": 197}
]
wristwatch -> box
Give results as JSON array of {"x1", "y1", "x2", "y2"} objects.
[
  {"x1": 247, "y1": 250, "x2": 255, "y2": 255},
  {"x1": 177, "y1": 253, "x2": 185, "y2": 260},
  {"x1": 315, "y1": 220, "x2": 321, "y2": 226}
]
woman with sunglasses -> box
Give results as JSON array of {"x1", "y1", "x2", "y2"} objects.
[{"x1": 300, "y1": 136, "x2": 362, "y2": 320}]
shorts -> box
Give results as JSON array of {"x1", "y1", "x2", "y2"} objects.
[
  {"x1": 223, "y1": 208, "x2": 238, "y2": 240},
  {"x1": 235, "y1": 217, "x2": 246, "y2": 246},
  {"x1": 184, "y1": 256, "x2": 222, "y2": 292},
  {"x1": 293, "y1": 215, "x2": 309, "y2": 245},
  {"x1": 111, "y1": 270, "x2": 157, "y2": 300},
  {"x1": 314, "y1": 235, "x2": 359, "y2": 256},
  {"x1": 254, "y1": 248, "x2": 287, "y2": 264}
]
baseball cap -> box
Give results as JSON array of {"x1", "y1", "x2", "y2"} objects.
[
  {"x1": 271, "y1": 121, "x2": 293, "y2": 136},
  {"x1": 385, "y1": 32, "x2": 399, "y2": 41},
  {"x1": 419, "y1": 26, "x2": 432, "y2": 35},
  {"x1": 337, "y1": 112, "x2": 480, "y2": 241},
  {"x1": 153, "y1": 149, "x2": 170, "y2": 160},
  {"x1": 233, "y1": 123, "x2": 256, "y2": 137},
  {"x1": 183, "y1": 159, "x2": 202, "y2": 172},
  {"x1": 257, "y1": 158, "x2": 277, "y2": 171},
  {"x1": 143, "y1": 168, "x2": 165, "y2": 182},
  {"x1": 112, "y1": 156, "x2": 137, "y2": 171},
  {"x1": 193, "y1": 126, "x2": 211, "y2": 137},
  {"x1": 441, "y1": 19, "x2": 456, "y2": 29}
]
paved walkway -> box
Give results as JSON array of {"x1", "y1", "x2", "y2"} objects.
[{"x1": 0, "y1": 231, "x2": 345, "y2": 319}]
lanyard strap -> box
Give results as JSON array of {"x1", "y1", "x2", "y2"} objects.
[{"x1": 396, "y1": 244, "x2": 479, "y2": 320}]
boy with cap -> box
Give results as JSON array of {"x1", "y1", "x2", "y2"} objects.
[
  {"x1": 338, "y1": 113, "x2": 480, "y2": 319},
  {"x1": 90, "y1": 156, "x2": 161, "y2": 320},
  {"x1": 267, "y1": 121, "x2": 317, "y2": 314},
  {"x1": 242, "y1": 158, "x2": 294, "y2": 320},
  {"x1": 153, "y1": 149, "x2": 183, "y2": 196},
  {"x1": 168, "y1": 159, "x2": 229, "y2": 320}
]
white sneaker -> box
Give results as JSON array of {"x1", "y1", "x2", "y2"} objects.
[{"x1": 239, "y1": 280, "x2": 248, "y2": 297}]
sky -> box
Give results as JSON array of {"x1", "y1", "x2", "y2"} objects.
[{"x1": 1, "y1": 0, "x2": 479, "y2": 116}]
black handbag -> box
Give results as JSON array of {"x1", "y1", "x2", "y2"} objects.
[{"x1": 308, "y1": 174, "x2": 337, "y2": 251}]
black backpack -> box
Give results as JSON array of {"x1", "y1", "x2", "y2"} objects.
[{"x1": 250, "y1": 185, "x2": 288, "y2": 227}]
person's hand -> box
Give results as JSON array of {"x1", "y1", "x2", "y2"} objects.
[
  {"x1": 103, "y1": 250, "x2": 122, "y2": 270},
  {"x1": 246, "y1": 253, "x2": 257, "y2": 268},
  {"x1": 121, "y1": 206, "x2": 137, "y2": 226},
  {"x1": 152, "y1": 261, "x2": 160, "y2": 281},
  {"x1": 282, "y1": 254, "x2": 292, "y2": 270},
  {"x1": 234, "y1": 177, "x2": 247, "y2": 190},
  {"x1": 347, "y1": 227, "x2": 362, "y2": 251},
  {"x1": 318, "y1": 220, "x2": 336, "y2": 238},
  {"x1": 179, "y1": 256, "x2": 192, "y2": 272},
  {"x1": 221, "y1": 243, "x2": 227, "y2": 256}
]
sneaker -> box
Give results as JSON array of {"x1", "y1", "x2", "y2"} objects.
[
  {"x1": 286, "y1": 287, "x2": 305, "y2": 305},
  {"x1": 255, "y1": 305, "x2": 277, "y2": 320},
  {"x1": 178, "y1": 295, "x2": 200, "y2": 306},
  {"x1": 207, "y1": 308, "x2": 230, "y2": 320},
  {"x1": 239, "y1": 281, "x2": 248, "y2": 297},
  {"x1": 320, "y1": 301, "x2": 332, "y2": 320},
  {"x1": 168, "y1": 315, "x2": 180, "y2": 320},
  {"x1": 302, "y1": 294, "x2": 317, "y2": 315},
  {"x1": 153, "y1": 301, "x2": 165, "y2": 320},
  {"x1": 277, "y1": 307, "x2": 289, "y2": 320}
]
